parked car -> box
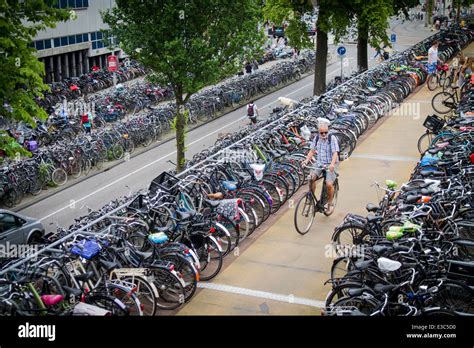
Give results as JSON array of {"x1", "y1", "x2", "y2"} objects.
[{"x1": 0, "y1": 209, "x2": 45, "y2": 245}]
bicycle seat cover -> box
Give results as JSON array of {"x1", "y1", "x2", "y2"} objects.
[
  {"x1": 222, "y1": 180, "x2": 238, "y2": 191},
  {"x1": 148, "y1": 232, "x2": 169, "y2": 244},
  {"x1": 250, "y1": 163, "x2": 265, "y2": 181},
  {"x1": 377, "y1": 257, "x2": 402, "y2": 272},
  {"x1": 41, "y1": 295, "x2": 64, "y2": 307}
]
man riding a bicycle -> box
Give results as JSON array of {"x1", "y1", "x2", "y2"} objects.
[{"x1": 302, "y1": 121, "x2": 340, "y2": 215}]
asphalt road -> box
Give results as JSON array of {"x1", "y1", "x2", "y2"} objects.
[{"x1": 19, "y1": 18, "x2": 433, "y2": 230}]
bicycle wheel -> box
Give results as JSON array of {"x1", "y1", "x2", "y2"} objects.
[
  {"x1": 160, "y1": 253, "x2": 197, "y2": 303},
  {"x1": 82, "y1": 159, "x2": 92, "y2": 176},
  {"x1": 294, "y1": 192, "x2": 316, "y2": 235},
  {"x1": 237, "y1": 207, "x2": 251, "y2": 241},
  {"x1": 52, "y1": 168, "x2": 68, "y2": 186},
  {"x1": 85, "y1": 294, "x2": 129, "y2": 316},
  {"x1": 150, "y1": 268, "x2": 186, "y2": 310},
  {"x1": 417, "y1": 132, "x2": 435, "y2": 153},
  {"x1": 70, "y1": 160, "x2": 82, "y2": 179},
  {"x1": 331, "y1": 224, "x2": 368, "y2": 252},
  {"x1": 431, "y1": 91, "x2": 456, "y2": 114},
  {"x1": 442, "y1": 76, "x2": 453, "y2": 92},
  {"x1": 112, "y1": 144, "x2": 124, "y2": 160},
  {"x1": 197, "y1": 236, "x2": 223, "y2": 281},
  {"x1": 120, "y1": 276, "x2": 157, "y2": 316},
  {"x1": 427, "y1": 74, "x2": 439, "y2": 91},
  {"x1": 104, "y1": 283, "x2": 143, "y2": 316}
]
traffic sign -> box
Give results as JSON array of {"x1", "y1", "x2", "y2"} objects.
[
  {"x1": 337, "y1": 46, "x2": 346, "y2": 56},
  {"x1": 390, "y1": 34, "x2": 396, "y2": 43},
  {"x1": 107, "y1": 55, "x2": 118, "y2": 72}
]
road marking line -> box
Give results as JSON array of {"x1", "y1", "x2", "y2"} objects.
[
  {"x1": 197, "y1": 282, "x2": 326, "y2": 308},
  {"x1": 350, "y1": 153, "x2": 419, "y2": 162}
]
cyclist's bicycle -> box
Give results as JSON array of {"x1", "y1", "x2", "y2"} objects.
[
  {"x1": 294, "y1": 165, "x2": 339, "y2": 235},
  {"x1": 427, "y1": 62, "x2": 449, "y2": 91}
]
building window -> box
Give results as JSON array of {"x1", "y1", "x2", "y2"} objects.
[
  {"x1": 35, "y1": 40, "x2": 44, "y2": 50},
  {"x1": 60, "y1": 0, "x2": 67, "y2": 8},
  {"x1": 44, "y1": 39, "x2": 52, "y2": 49},
  {"x1": 53, "y1": 0, "x2": 88, "y2": 8},
  {"x1": 68, "y1": 35, "x2": 76, "y2": 45},
  {"x1": 91, "y1": 32, "x2": 96, "y2": 41},
  {"x1": 83, "y1": 33, "x2": 88, "y2": 42},
  {"x1": 61, "y1": 36, "x2": 68, "y2": 46},
  {"x1": 92, "y1": 41, "x2": 97, "y2": 50},
  {"x1": 54, "y1": 38, "x2": 60, "y2": 47},
  {"x1": 76, "y1": 34, "x2": 83, "y2": 43}
]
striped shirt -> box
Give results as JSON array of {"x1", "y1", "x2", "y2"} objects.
[{"x1": 310, "y1": 134, "x2": 340, "y2": 166}]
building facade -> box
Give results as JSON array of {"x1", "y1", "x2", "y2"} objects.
[{"x1": 26, "y1": 0, "x2": 124, "y2": 83}]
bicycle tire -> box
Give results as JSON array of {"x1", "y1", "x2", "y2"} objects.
[
  {"x1": 294, "y1": 192, "x2": 316, "y2": 235},
  {"x1": 52, "y1": 168, "x2": 68, "y2": 186},
  {"x1": 417, "y1": 132, "x2": 435, "y2": 153},
  {"x1": 431, "y1": 91, "x2": 456, "y2": 114}
]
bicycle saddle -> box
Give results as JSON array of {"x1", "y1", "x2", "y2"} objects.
[
  {"x1": 366, "y1": 203, "x2": 378, "y2": 212},
  {"x1": 419, "y1": 170, "x2": 444, "y2": 177},
  {"x1": 372, "y1": 245, "x2": 390, "y2": 255},
  {"x1": 148, "y1": 232, "x2": 169, "y2": 244},
  {"x1": 354, "y1": 260, "x2": 373, "y2": 270},
  {"x1": 222, "y1": 180, "x2": 238, "y2": 191},
  {"x1": 367, "y1": 214, "x2": 383, "y2": 223},
  {"x1": 405, "y1": 194, "x2": 421, "y2": 204},
  {"x1": 176, "y1": 209, "x2": 195, "y2": 220},
  {"x1": 74, "y1": 271, "x2": 95, "y2": 283},
  {"x1": 98, "y1": 259, "x2": 119, "y2": 272},
  {"x1": 41, "y1": 294, "x2": 64, "y2": 307},
  {"x1": 203, "y1": 199, "x2": 220, "y2": 208},
  {"x1": 373, "y1": 283, "x2": 397, "y2": 293},
  {"x1": 347, "y1": 287, "x2": 372, "y2": 297},
  {"x1": 62, "y1": 286, "x2": 82, "y2": 297},
  {"x1": 377, "y1": 257, "x2": 402, "y2": 272}
]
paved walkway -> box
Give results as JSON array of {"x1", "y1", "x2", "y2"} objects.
[{"x1": 177, "y1": 43, "x2": 471, "y2": 315}]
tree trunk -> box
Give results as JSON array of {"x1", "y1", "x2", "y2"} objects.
[
  {"x1": 175, "y1": 96, "x2": 186, "y2": 173},
  {"x1": 426, "y1": 0, "x2": 433, "y2": 26},
  {"x1": 313, "y1": 28, "x2": 328, "y2": 95},
  {"x1": 357, "y1": 25, "x2": 368, "y2": 73},
  {"x1": 456, "y1": 0, "x2": 461, "y2": 22}
]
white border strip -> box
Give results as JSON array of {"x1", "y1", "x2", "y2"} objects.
[{"x1": 197, "y1": 282, "x2": 326, "y2": 308}]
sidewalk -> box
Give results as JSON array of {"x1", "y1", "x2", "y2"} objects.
[{"x1": 176, "y1": 56, "x2": 462, "y2": 315}]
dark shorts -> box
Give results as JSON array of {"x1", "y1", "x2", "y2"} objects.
[{"x1": 249, "y1": 116, "x2": 257, "y2": 124}]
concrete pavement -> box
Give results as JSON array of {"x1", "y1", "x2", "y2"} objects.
[{"x1": 177, "y1": 39, "x2": 469, "y2": 316}]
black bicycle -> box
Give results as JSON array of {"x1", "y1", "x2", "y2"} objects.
[{"x1": 294, "y1": 166, "x2": 339, "y2": 235}]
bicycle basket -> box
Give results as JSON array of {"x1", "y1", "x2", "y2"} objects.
[
  {"x1": 70, "y1": 239, "x2": 102, "y2": 259},
  {"x1": 149, "y1": 171, "x2": 180, "y2": 195},
  {"x1": 423, "y1": 114, "x2": 445, "y2": 132}
]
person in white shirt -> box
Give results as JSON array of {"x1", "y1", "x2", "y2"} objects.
[
  {"x1": 246, "y1": 101, "x2": 259, "y2": 126},
  {"x1": 427, "y1": 41, "x2": 442, "y2": 75}
]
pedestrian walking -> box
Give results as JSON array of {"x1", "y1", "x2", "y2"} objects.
[
  {"x1": 81, "y1": 111, "x2": 92, "y2": 134},
  {"x1": 246, "y1": 101, "x2": 259, "y2": 126},
  {"x1": 245, "y1": 61, "x2": 252, "y2": 74}
]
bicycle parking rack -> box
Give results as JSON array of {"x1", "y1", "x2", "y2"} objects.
[{"x1": 0, "y1": 28, "x2": 460, "y2": 277}]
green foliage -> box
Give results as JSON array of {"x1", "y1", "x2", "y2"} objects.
[
  {"x1": 0, "y1": 0, "x2": 70, "y2": 127},
  {"x1": 0, "y1": 131, "x2": 31, "y2": 159},
  {"x1": 103, "y1": 0, "x2": 264, "y2": 171},
  {"x1": 103, "y1": 0, "x2": 264, "y2": 103}
]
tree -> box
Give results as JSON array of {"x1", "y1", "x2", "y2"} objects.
[
  {"x1": 453, "y1": 0, "x2": 474, "y2": 22},
  {"x1": 103, "y1": 0, "x2": 264, "y2": 172},
  {"x1": 264, "y1": 0, "x2": 352, "y2": 95},
  {"x1": 355, "y1": 0, "x2": 419, "y2": 72},
  {"x1": 0, "y1": 0, "x2": 70, "y2": 159}
]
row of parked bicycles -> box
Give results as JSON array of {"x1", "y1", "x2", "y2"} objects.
[
  {"x1": 323, "y1": 39, "x2": 474, "y2": 316},
  {"x1": 324, "y1": 111, "x2": 474, "y2": 316},
  {"x1": 37, "y1": 60, "x2": 147, "y2": 111},
  {"x1": 0, "y1": 51, "x2": 316, "y2": 208},
  {"x1": 0, "y1": 27, "x2": 463, "y2": 315}
]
